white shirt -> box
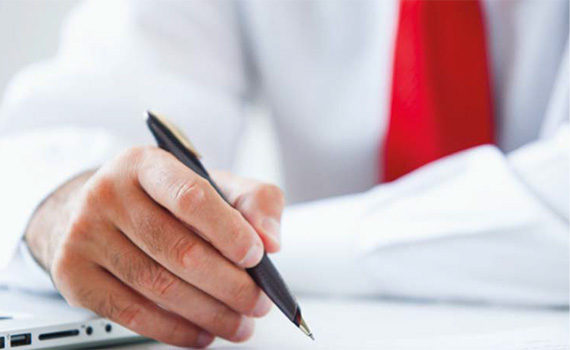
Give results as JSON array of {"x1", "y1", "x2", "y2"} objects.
[{"x1": 0, "y1": 0, "x2": 568, "y2": 306}]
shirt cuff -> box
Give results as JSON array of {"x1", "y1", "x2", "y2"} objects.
[
  {"x1": 273, "y1": 145, "x2": 568, "y2": 306},
  {"x1": 0, "y1": 240, "x2": 56, "y2": 294},
  {"x1": 0, "y1": 126, "x2": 127, "y2": 291}
]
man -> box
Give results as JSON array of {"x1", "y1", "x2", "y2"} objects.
[{"x1": 0, "y1": 0, "x2": 567, "y2": 348}]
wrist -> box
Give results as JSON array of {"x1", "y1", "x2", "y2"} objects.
[{"x1": 24, "y1": 170, "x2": 96, "y2": 272}]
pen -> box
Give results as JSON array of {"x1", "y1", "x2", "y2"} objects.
[{"x1": 145, "y1": 111, "x2": 314, "y2": 340}]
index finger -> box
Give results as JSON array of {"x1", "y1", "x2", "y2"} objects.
[{"x1": 135, "y1": 147, "x2": 264, "y2": 268}]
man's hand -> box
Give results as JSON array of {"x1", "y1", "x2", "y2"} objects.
[{"x1": 24, "y1": 146, "x2": 285, "y2": 348}]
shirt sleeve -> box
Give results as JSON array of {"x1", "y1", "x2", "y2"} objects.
[
  {"x1": 274, "y1": 121, "x2": 569, "y2": 307},
  {"x1": 0, "y1": 127, "x2": 128, "y2": 293},
  {"x1": 0, "y1": 0, "x2": 251, "y2": 292}
]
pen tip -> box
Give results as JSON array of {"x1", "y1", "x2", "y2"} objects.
[{"x1": 298, "y1": 316, "x2": 314, "y2": 341}]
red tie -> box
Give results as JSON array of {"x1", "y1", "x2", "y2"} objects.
[{"x1": 382, "y1": 0, "x2": 495, "y2": 182}]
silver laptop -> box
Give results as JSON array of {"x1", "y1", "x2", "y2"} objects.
[{"x1": 0, "y1": 289, "x2": 146, "y2": 349}]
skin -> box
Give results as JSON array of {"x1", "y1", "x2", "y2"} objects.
[{"x1": 24, "y1": 146, "x2": 285, "y2": 348}]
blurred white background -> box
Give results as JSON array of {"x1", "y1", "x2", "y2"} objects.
[
  {"x1": 0, "y1": 0, "x2": 283, "y2": 187},
  {"x1": 0, "y1": 0, "x2": 78, "y2": 96}
]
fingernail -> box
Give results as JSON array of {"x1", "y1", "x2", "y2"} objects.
[
  {"x1": 261, "y1": 218, "x2": 281, "y2": 244},
  {"x1": 234, "y1": 317, "x2": 255, "y2": 342},
  {"x1": 240, "y1": 241, "x2": 264, "y2": 268},
  {"x1": 196, "y1": 331, "x2": 214, "y2": 348},
  {"x1": 252, "y1": 293, "x2": 272, "y2": 317}
]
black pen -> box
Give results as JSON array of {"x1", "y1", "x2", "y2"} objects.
[{"x1": 145, "y1": 111, "x2": 314, "y2": 340}]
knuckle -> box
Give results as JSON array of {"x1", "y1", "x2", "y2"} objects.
[
  {"x1": 92, "y1": 292, "x2": 142, "y2": 329},
  {"x1": 174, "y1": 179, "x2": 206, "y2": 215},
  {"x1": 93, "y1": 174, "x2": 116, "y2": 199},
  {"x1": 82, "y1": 173, "x2": 117, "y2": 208},
  {"x1": 114, "y1": 301, "x2": 143, "y2": 329},
  {"x1": 65, "y1": 211, "x2": 92, "y2": 243},
  {"x1": 172, "y1": 236, "x2": 205, "y2": 270},
  {"x1": 110, "y1": 251, "x2": 175, "y2": 300},
  {"x1": 147, "y1": 267, "x2": 178, "y2": 298}
]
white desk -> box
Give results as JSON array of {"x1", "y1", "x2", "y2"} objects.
[{"x1": 109, "y1": 297, "x2": 569, "y2": 349}]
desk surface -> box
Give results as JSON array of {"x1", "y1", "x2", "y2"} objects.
[{"x1": 108, "y1": 297, "x2": 569, "y2": 350}]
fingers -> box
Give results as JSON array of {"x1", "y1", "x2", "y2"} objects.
[
  {"x1": 44, "y1": 146, "x2": 285, "y2": 349},
  {"x1": 110, "y1": 189, "x2": 271, "y2": 318},
  {"x1": 94, "y1": 228, "x2": 257, "y2": 342},
  {"x1": 212, "y1": 171, "x2": 285, "y2": 253},
  {"x1": 55, "y1": 260, "x2": 214, "y2": 348},
  {"x1": 135, "y1": 148, "x2": 264, "y2": 268}
]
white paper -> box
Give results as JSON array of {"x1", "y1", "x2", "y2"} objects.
[{"x1": 114, "y1": 297, "x2": 569, "y2": 350}]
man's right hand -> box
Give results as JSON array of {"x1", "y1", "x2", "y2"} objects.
[{"x1": 24, "y1": 146, "x2": 285, "y2": 348}]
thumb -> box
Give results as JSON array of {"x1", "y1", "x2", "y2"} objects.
[{"x1": 211, "y1": 171, "x2": 285, "y2": 253}]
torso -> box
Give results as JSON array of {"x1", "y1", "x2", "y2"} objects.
[{"x1": 239, "y1": 0, "x2": 568, "y2": 203}]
